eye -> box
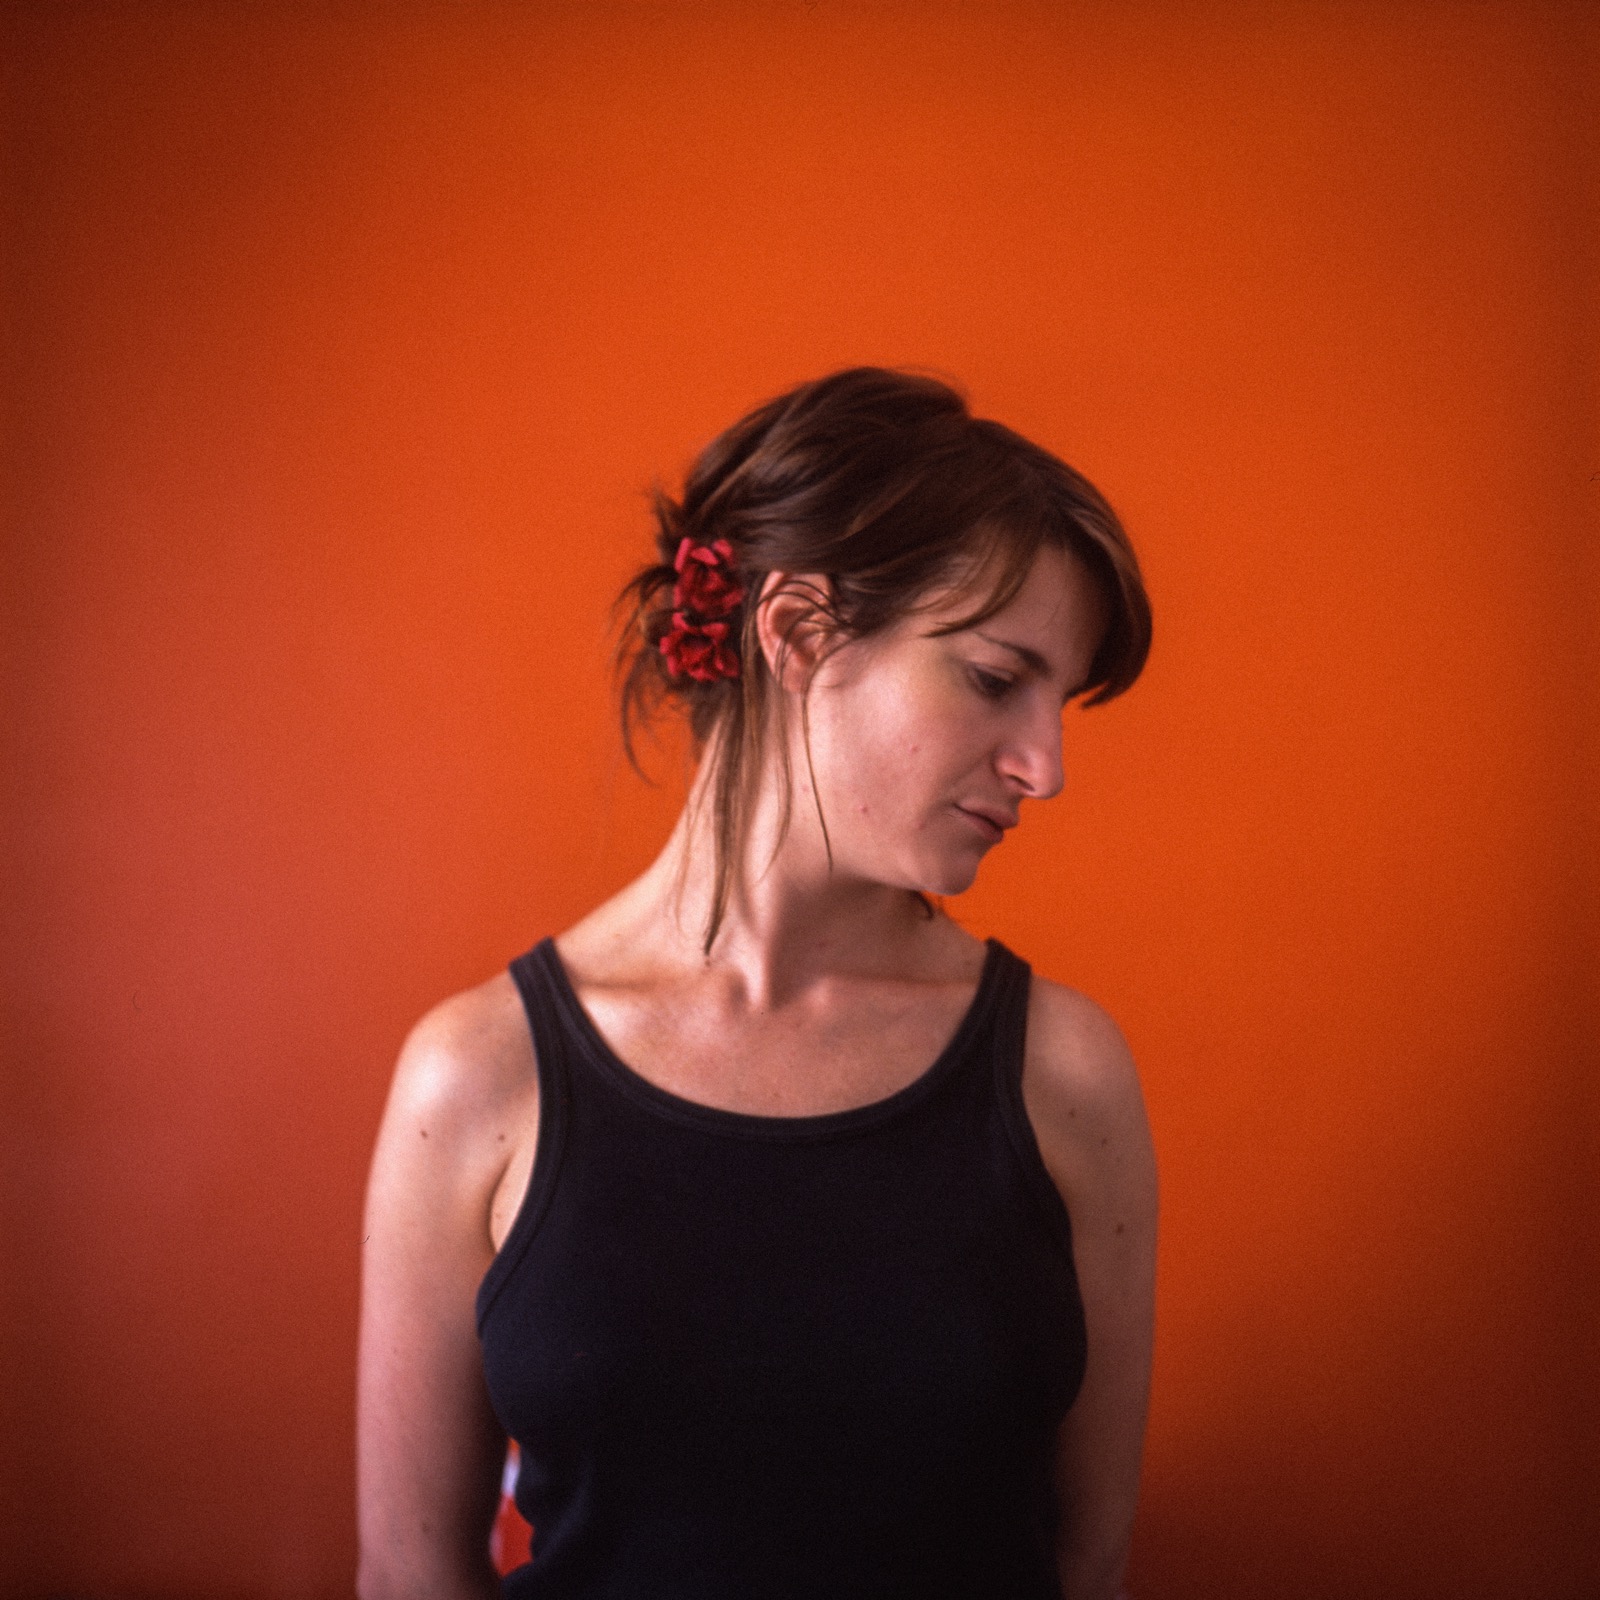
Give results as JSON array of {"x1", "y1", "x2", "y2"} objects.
[{"x1": 968, "y1": 667, "x2": 1015, "y2": 700}]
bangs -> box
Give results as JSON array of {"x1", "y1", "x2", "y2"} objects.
[{"x1": 920, "y1": 514, "x2": 1151, "y2": 706}]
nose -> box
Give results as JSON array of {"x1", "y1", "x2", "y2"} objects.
[{"x1": 996, "y1": 704, "x2": 1065, "y2": 802}]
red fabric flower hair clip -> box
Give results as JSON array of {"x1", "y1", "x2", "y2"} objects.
[{"x1": 660, "y1": 536, "x2": 745, "y2": 683}]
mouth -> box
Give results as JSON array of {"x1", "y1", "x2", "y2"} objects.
[{"x1": 954, "y1": 805, "x2": 1012, "y2": 844}]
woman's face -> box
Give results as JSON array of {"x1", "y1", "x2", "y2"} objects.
[{"x1": 799, "y1": 543, "x2": 1109, "y2": 897}]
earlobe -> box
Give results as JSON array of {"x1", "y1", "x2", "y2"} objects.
[{"x1": 755, "y1": 571, "x2": 836, "y2": 691}]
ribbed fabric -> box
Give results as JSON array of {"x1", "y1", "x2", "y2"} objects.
[{"x1": 477, "y1": 936, "x2": 1086, "y2": 1600}]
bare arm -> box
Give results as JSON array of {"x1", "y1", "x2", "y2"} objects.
[
  {"x1": 1023, "y1": 980, "x2": 1159, "y2": 1600},
  {"x1": 357, "y1": 978, "x2": 536, "y2": 1600}
]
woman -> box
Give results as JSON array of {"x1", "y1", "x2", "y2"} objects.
[{"x1": 357, "y1": 368, "x2": 1158, "y2": 1600}]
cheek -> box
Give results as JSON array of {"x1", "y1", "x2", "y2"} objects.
[
  {"x1": 845, "y1": 705, "x2": 956, "y2": 818},
  {"x1": 815, "y1": 691, "x2": 923, "y2": 799},
  {"x1": 809, "y1": 658, "x2": 970, "y2": 815}
]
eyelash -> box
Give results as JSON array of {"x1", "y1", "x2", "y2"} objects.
[{"x1": 968, "y1": 668, "x2": 1015, "y2": 700}]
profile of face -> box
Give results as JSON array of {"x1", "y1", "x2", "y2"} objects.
[{"x1": 786, "y1": 544, "x2": 1110, "y2": 898}]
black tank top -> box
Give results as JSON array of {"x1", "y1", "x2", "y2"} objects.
[{"x1": 477, "y1": 935, "x2": 1087, "y2": 1600}]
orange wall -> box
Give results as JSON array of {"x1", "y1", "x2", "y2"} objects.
[{"x1": 3, "y1": 4, "x2": 1594, "y2": 1597}]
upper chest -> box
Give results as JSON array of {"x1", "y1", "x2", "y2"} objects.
[{"x1": 569, "y1": 969, "x2": 983, "y2": 1118}]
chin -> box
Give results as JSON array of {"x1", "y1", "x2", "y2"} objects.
[{"x1": 916, "y1": 858, "x2": 982, "y2": 898}]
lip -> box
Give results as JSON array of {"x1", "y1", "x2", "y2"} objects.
[{"x1": 955, "y1": 805, "x2": 1015, "y2": 843}]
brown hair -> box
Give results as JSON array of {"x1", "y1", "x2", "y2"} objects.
[{"x1": 614, "y1": 366, "x2": 1151, "y2": 953}]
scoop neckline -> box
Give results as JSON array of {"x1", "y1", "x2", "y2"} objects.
[{"x1": 532, "y1": 935, "x2": 1008, "y2": 1140}]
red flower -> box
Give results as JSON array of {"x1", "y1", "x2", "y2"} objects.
[
  {"x1": 659, "y1": 536, "x2": 744, "y2": 683},
  {"x1": 672, "y1": 536, "x2": 745, "y2": 619},
  {"x1": 660, "y1": 611, "x2": 740, "y2": 683}
]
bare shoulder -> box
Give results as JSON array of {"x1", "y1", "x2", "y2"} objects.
[
  {"x1": 396, "y1": 972, "x2": 532, "y2": 1106},
  {"x1": 1021, "y1": 974, "x2": 1156, "y2": 1217},
  {"x1": 1023, "y1": 975, "x2": 1144, "y2": 1123},
  {"x1": 380, "y1": 971, "x2": 537, "y2": 1172}
]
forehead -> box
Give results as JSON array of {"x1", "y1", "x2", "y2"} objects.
[{"x1": 916, "y1": 544, "x2": 1108, "y2": 668}]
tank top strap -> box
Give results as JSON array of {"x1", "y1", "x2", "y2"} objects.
[
  {"x1": 476, "y1": 940, "x2": 576, "y2": 1330},
  {"x1": 982, "y1": 937, "x2": 1032, "y2": 1082},
  {"x1": 983, "y1": 941, "x2": 1079, "y2": 1265},
  {"x1": 509, "y1": 937, "x2": 576, "y2": 1094}
]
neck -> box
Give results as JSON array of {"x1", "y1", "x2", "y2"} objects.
[{"x1": 615, "y1": 728, "x2": 938, "y2": 1005}]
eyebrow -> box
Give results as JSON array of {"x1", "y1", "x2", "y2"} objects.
[
  {"x1": 974, "y1": 630, "x2": 1054, "y2": 678},
  {"x1": 972, "y1": 631, "x2": 1087, "y2": 702}
]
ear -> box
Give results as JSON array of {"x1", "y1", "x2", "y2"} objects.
[{"x1": 753, "y1": 571, "x2": 838, "y2": 693}]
